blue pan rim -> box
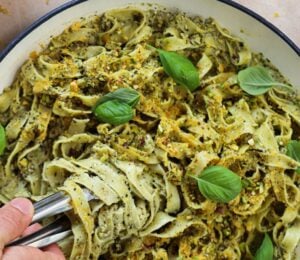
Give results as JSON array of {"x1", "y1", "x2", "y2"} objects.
[{"x1": 0, "y1": 0, "x2": 299, "y2": 62}]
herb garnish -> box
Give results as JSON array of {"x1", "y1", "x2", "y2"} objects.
[
  {"x1": 254, "y1": 233, "x2": 274, "y2": 260},
  {"x1": 190, "y1": 166, "x2": 242, "y2": 203},
  {"x1": 0, "y1": 123, "x2": 6, "y2": 156},
  {"x1": 93, "y1": 88, "x2": 140, "y2": 125},
  {"x1": 149, "y1": 46, "x2": 200, "y2": 91},
  {"x1": 237, "y1": 66, "x2": 291, "y2": 96},
  {"x1": 286, "y1": 140, "x2": 300, "y2": 174}
]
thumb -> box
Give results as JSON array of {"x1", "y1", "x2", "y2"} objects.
[{"x1": 0, "y1": 198, "x2": 34, "y2": 251}]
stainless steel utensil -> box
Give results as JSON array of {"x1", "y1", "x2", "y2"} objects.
[{"x1": 5, "y1": 189, "x2": 96, "y2": 248}]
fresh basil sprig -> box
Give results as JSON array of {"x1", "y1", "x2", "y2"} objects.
[
  {"x1": 93, "y1": 88, "x2": 140, "y2": 125},
  {"x1": 0, "y1": 123, "x2": 6, "y2": 156},
  {"x1": 152, "y1": 47, "x2": 200, "y2": 91},
  {"x1": 254, "y1": 233, "x2": 274, "y2": 260},
  {"x1": 94, "y1": 88, "x2": 140, "y2": 108},
  {"x1": 237, "y1": 66, "x2": 291, "y2": 96},
  {"x1": 190, "y1": 166, "x2": 242, "y2": 203},
  {"x1": 286, "y1": 140, "x2": 300, "y2": 174},
  {"x1": 94, "y1": 100, "x2": 134, "y2": 126}
]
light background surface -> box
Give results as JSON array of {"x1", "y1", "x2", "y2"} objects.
[{"x1": 0, "y1": 0, "x2": 299, "y2": 51}]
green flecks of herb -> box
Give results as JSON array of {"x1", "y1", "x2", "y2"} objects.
[
  {"x1": 0, "y1": 123, "x2": 6, "y2": 156},
  {"x1": 149, "y1": 45, "x2": 200, "y2": 91},
  {"x1": 254, "y1": 233, "x2": 274, "y2": 260},
  {"x1": 286, "y1": 140, "x2": 300, "y2": 174},
  {"x1": 237, "y1": 66, "x2": 291, "y2": 96},
  {"x1": 93, "y1": 100, "x2": 134, "y2": 126},
  {"x1": 93, "y1": 88, "x2": 140, "y2": 111},
  {"x1": 242, "y1": 178, "x2": 251, "y2": 188},
  {"x1": 189, "y1": 165, "x2": 242, "y2": 203}
]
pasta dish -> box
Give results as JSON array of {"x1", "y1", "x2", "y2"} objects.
[{"x1": 0, "y1": 6, "x2": 299, "y2": 260}]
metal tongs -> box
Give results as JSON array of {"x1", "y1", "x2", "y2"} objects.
[{"x1": 5, "y1": 189, "x2": 96, "y2": 248}]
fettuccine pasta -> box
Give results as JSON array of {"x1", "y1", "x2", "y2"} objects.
[{"x1": 0, "y1": 6, "x2": 299, "y2": 260}]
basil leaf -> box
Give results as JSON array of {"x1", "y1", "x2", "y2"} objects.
[
  {"x1": 254, "y1": 233, "x2": 274, "y2": 260},
  {"x1": 237, "y1": 66, "x2": 291, "y2": 96},
  {"x1": 0, "y1": 123, "x2": 6, "y2": 156},
  {"x1": 191, "y1": 166, "x2": 242, "y2": 203},
  {"x1": 286, "y1": 140, "x2": 300, "y2": 174},
  {"x1": 157, "y1": 49, "x2": 200, "y2": 91},
  {"x1": 93, "y1": 100, "x2": 134, "y2": 125},
  {"x1": 94, "y1": 88, "x2": 140, "y2": 110}
]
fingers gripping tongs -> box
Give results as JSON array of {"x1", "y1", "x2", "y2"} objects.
[{"x1": 5, "y1": 189, "x2": 95, "y2": 248}]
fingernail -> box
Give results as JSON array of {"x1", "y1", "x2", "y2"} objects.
[{"x1": 10, "y1": 198, "x2": 33, "y2": 215}]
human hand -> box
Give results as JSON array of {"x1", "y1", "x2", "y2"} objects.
[{"x1": 0, "y1": 198, "x2": 65, "y2": 260}]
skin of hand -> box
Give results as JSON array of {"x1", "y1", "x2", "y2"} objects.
[{"x1": 0, "y1": 198, "x2": 65, "y2": 260}]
